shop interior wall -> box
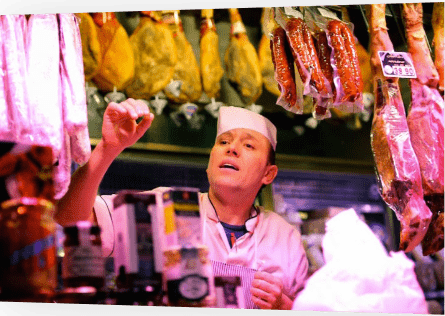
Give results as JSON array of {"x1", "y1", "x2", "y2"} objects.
[{"x1": 87, "y1": 5, "x2": 437, "y2": 196}]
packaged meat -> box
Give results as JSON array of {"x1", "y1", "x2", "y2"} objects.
[
  {"x1": 125, "y1": 11, "x2": 177, "y2": 100},
  {"x1": 91, "y1": 12, "x2": 135, "y2": 92},
  {"x1": 432, "y1": 2, "x2": 444, "y2": 95},
  {"x1": 0, "y1": 17, "x2": 13, "y2": 141},
  {"x1": 305, "y1": 6, "x2": 364, "y2": 112},
  {"x1": 258, "y1": 8, "x2": 281, "y2": 98},
  {"x1": 402, "y1": 4, "x2": 439, "y2": 88},
  {"x1": 2, "y1": 15, "x2": 30, "y2": 141},
  {"x1": 402, "y1": 3, "x2": 444, "y2": 255},
  {"x1": 162, "y1": 10, "x2": 202, "y2": 104},
  {"x1": 76, "y1": 13, "x2": 102, "y2": 82},
  {"x1": 200, "y1": 9, "x2": 224, "y2": 100},
  {"x1": 26, "y1": 14, "x2": 63, "y2": 161},
  {"x1": 270, "y1": 21, "x2": 299, "y2": 113},
  {"x1": 368, "y1": 4, "x2": 432, "y2": 253},
  {"x1": 58, "y1": 13, "x2": 89, "y2": 136},
  {"x1": 278, "y1": 8, "x2": 331, "y2": 99},
  {"x1": 224, "y1": 8, "x2": 263, "y2": 106},
  {"x1": 54, "y1": 130, "x2": 72, "y2": 200},
  {"x1": 58, "y1": 13, "x2": 91, "y2": 166},
  {"x1": 276, "y1": 7, "x2": 334, "y2": 119}
]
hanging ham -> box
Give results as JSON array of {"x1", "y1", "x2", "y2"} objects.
[
  {"x1": 162, "y1": 10, "x2": 202, "y2": 104},
  {"x1": 76, "y1": 13, "x2": 102, "y2": 82},
  {"x1": 224, "y1": 8, "x2": 263, "y2": 105},
  {"x1": 91, "y1": 12, "x2": 135, "y2": 92},
  {"x1": 402, "y1": 3, "x2": 444, "y2": 255},
  {"x1": 200, "y1": 9, "x2": 224, "y2": 100},
  {"x1": 125, "y1": 11, "x2": 177, "y2": 100},
  {"x1": 258, "y1": 8, "x2": 281, "y2": 98},
  {"x1": 368, "y1": 4, "x2": 432, "y2": 253},
  {"x1": 432, "y1": 2, "x2": 444, "y2": 96}
]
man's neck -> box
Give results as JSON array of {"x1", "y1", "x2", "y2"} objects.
[{"x1": 208, "y1": 188, "x2": 256, "y2": 225}]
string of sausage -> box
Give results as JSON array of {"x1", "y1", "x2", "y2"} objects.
[
  {"x1": 270, "y1": 26, "x2": 298, "y2": 112},
  {"x1": 327, "y1": 20, "x2": 363, "y2": 103}
]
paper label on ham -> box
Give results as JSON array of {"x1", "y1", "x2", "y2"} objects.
[{"x1": 378, "y1": 51, "x2": 417, "y2": 78}]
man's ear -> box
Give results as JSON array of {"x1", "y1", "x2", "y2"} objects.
[{"x1": 262, "y1": 164, "x2": 278, "y2": 186}]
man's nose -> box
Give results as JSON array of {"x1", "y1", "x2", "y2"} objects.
[{"x1": 226, "y1": 142, "x2": 239, "y2": 156}]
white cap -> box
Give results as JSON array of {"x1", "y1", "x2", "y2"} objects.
[{"x1": 216, "y1": 106, "x2": 277, "y2": 150}]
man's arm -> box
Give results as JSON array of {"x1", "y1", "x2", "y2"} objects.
[{"x1": 55, "y1": 99, "x2": 154, "y2": 226}]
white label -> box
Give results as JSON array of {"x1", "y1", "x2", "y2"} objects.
[
  {"x1": 378, "y1": 51, "x2": 417, "y2": 78},
  {"x1": 179, "y1": 275, "x2": 209, "y2": 300},
  {"x1": 62, "y1": 246, "x2": 104, "y2": 278},
  {"x1": 284, "y1": 7, "x2": 303, "y2": 19},
  {"x1": 232, "y1": 21, "x2": 246, "y2": 34},
  {"x1": 318, "y1": 7, "x2": 340, "y2": 20}
]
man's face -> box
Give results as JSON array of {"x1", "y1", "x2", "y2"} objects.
[{"x1": 206, "y1": 128, "x2": 277, "y2": 195}]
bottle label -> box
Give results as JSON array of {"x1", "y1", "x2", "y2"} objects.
[{"x1": 62, "y1": 246, "x2": 104, "y2": 278}]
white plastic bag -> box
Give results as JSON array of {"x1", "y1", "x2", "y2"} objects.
[{"x1": 292, "y1": 209, "x2": 428, "y2": 314}]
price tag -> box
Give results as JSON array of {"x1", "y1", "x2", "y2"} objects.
[{"x1": 378, "y1": 51, "x2": 417, "y2": 78}]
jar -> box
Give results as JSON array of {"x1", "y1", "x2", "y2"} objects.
[
  {"x1": 0, "y1": 197, "x2": 57, "y2": 301},
  {"x1": 62, "y1": 221, "x2": 105, "y2": 290},
  {"x1": 163, "y1": 246, "x2": 215, "y2": 307}
]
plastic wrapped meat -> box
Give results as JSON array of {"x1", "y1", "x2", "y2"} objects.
[
  {"x1": 58, "y1": 13, "x2": 91, "y2": 166},
  {"x1": 368, "y1": 4, "x2": 432, "y2": 253},
  {"x1": 2, "y1": 15, "x2": 30, "y2": 141},
  {"x1": 0, "y1": 18, "x2": 11, "y2": 140},
  {"x1": 26, "y1": 14, "x2": 62, "y2": 160},
  {"x1": 54, "y1": 130, "x2": 72, "y2": 200},
  {"x1": 402, "y1": 3, "x2": 444, "y2": 255}
]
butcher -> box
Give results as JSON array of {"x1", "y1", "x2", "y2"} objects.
[{"x1": 56, "y1": 98, "x2": 308, "y2": 309}]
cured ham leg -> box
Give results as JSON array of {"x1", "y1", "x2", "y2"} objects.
[
  {"x1": 163, "y1": 10, "x2": 202, "y2": 104},
  {"x1": 224, "y1": 8, "x2": 263, "y2": 105},
  {"x1": 125, "y1": 11, "x2": 177, "y2": 100},
  {"x1": 368, "y1": 4, "x2": 432, "y2": 253},
  {"x1": 432, "y1": 2, "x2": 444, "y2": 95},
  {"x1": 200, "y1": 9, "x2": 224, "y2": 100},
  {"x1": 402, "y1": 3, "x2": 444, "y2": 255}
]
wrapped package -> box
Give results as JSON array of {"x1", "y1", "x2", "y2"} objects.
[
  {"x1": 1, "y1": 15, "x2": 30, "y2": 142},
  {"x1": 125, "y1": 11, "x2": 177, "y2": 100},
  {"x1": 275, "y1": 7, "x2": 332, "y2": 119},
  {"x1": 402, "y1": 3, "x2": 444, "y2": 255},
  {"x1": 26, "y1": 14, "x2": 63, "y2": 160},
  {"x1": 303, "y1": 7, "x2": 364, "y2": 115},
  {"x1": 292, "y1": 209, "x2": 428, "y2": 313},
  {"x1": 368, "y1": 4, "x2": 431, "y2": 253},
  {"x1": 266, "y1": 8, "x2": 300, "y2": 113},
  {"x1": 58, "y1": 13, "x2": 91, "y2": 166}
]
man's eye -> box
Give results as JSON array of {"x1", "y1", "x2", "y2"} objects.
[
  {"x1": 220, "y1": 140, "x2": 228, "y2": 145},
  {"x1": 245, "y1": 143, "x2": 254, "y2": 149}
]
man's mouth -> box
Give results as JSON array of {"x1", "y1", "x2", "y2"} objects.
[{"x1": 220, "y1": 163, "x2": 239, "y2": 171}]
